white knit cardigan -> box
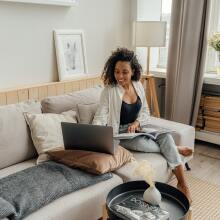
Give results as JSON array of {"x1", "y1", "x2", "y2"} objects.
[{"x1": 92, "y1": 81, "x2": 150, "y2": 134}]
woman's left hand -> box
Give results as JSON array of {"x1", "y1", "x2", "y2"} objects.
[{"x1": 127, "y1": 121, "x2": 140, "y2": 133}]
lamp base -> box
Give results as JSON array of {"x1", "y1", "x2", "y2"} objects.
[{"x1": 142, "y1": 74, "x2": 160, "y2": 117}]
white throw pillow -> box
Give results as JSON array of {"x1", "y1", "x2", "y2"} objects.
[
  {"x1": 24, "y1": 110, "x2": 77, "y2": 164},
  {"x1": 77, "y1": 103, "x2": 99, "y2": 124}
]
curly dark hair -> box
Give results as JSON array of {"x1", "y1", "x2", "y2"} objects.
[{"x1": 102, "y1": 48, "x2": 142, "y2": 85}]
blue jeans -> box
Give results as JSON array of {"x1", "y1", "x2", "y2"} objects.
[{"x1": 118, "y1": 124, "x2": 182, "y2": 169}]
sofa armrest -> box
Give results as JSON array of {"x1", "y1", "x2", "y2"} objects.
[{"x1": 149, "y1": 117, "x2": 195, "y2": 151}]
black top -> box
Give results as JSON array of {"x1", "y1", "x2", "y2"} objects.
[{"x1": 120, "y1": 96, "x2": 142, "y2": 125}]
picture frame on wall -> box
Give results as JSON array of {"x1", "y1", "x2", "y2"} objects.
[{"x1": 54, "y1": 29, "x2": 88, "y2": 81}]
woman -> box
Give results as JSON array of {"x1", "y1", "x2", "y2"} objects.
[{"x1": 93, "y1": 48, "x2": 192, "y2": 203}]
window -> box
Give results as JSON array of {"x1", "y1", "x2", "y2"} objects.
[
  {"x1": 157, "y1": 0, "x2": 172, "y2": 69},
  {"x1": 206, "y1": 0, "x2": 220, "y2": 73},
  {"x1": 136, "y1": 0, "x2": 172, "y2": 71}
]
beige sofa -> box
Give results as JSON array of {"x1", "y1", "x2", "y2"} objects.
[{"x1": 0, "y1": 85, "x2": 195, "y2": 220}]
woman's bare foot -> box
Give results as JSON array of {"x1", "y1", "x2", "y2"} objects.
[
  {"x1": 177, "y1": 183, "x2": 192, "y2": 205},
  {"x1": 177, "y1": 146, "x2": 193, "y2": 156}
]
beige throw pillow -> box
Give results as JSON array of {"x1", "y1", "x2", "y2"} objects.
[
  {"x1": 41, "y1": 86, "x2": 103, "y2": 114},
  {"x1": 48, "y1": 145, "x2": 134, "y2": 174},
  {"x1": 24, "y1": 110, "x2": 77, "y2": 164},
  {"x1": 77, "y1": 103, "x2": 99, "y2": 124}
]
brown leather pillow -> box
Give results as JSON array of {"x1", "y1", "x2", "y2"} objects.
[{"x1": 48, "y1": 145, "x2": 134, "y2": 174}]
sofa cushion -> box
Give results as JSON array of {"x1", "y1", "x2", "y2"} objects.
[
  {"x1": 41, "y1": 85, "x2": 103, "y2": 114},
  {"x1": 48, "y1": 146, "x2": 134, "y2": 174},
  {"x1": 114, "y1": 152, "x2": 172, "y2": 183},
  {"x1": 0, "y1": 100, "x2": 41, "y2": 169},
  {"x1": 0, "y1": 159, "x2": 36, "y2": 179},
  {"x1": 77, "y1": 103, "x2": 99, "y2": 124},
  {"x1": 24, "y1": 110, "x2": 77, "y2": 164}
]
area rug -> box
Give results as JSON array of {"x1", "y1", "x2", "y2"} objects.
[{"x1": 169, "y1": 173, "x2": 220, "y2": 220}]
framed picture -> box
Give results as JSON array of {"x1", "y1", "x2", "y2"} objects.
[
  {"x1": 54, "y1": 29, "x2": 88, "y2": 81},
  {"x1": 0, "y1": 0, "x2": 79, "y2": 6}
]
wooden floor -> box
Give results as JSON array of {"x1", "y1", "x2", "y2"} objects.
[{"x1": 187, "y1": 140, "x2": 220, "y2": 185}]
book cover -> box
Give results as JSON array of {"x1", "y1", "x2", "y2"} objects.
[
  {"x1": 114, "y1": 125, "x2": 173, "y2": 141},
  {"x1": 112, "y1": 194, "x2": 169, "y2": 220}
]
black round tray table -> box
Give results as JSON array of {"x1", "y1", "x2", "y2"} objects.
[{"x1": 106, "y1": 181, "x2": 190, "y2": 220}]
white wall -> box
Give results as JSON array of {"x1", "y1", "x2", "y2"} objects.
[{"x1": 0, "y1": 0, "x2": 132, "y2": 89}]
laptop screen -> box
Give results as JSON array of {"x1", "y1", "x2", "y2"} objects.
[{"x1": 61, "y1": 122, "x2": 116, "y2": 155}]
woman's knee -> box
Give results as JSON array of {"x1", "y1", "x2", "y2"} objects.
[{"x1": 157, "y1": 133, "x2": 175, "y2": 145}]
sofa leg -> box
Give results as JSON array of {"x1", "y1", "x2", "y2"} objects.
[{"x1": 185, "y1": 162, "x2": 191, "y2": 171}]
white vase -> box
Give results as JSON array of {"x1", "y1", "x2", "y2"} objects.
[{"x1": 143, "y1": 186, "x2": 162, "y2": 206}]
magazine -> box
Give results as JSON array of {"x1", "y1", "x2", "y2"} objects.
[
  {"x1": 112, "y1": 194, "x2": 169, "y2": 220},
  {"x1": 114, "y1": 125, "x2": 173, "y2": 141}
]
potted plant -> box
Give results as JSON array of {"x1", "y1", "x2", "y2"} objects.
[{"x1": 208, "y1": 32, "x2": 220, "y2": 74}]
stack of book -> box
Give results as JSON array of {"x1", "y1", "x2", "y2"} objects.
[
  {"x1": 196, "y1": 95, "x2": 205, "y2": 130},
  {"x1": 112, "y1": 194, "x2": 169, "y2": 220},
  {"x1": 203, "y1": 96, "x2": 220, "y2": 133}
]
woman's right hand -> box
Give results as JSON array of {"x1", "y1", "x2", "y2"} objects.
[{"x1": 127, "y1": 121, "x2": 140, "y2": 133}]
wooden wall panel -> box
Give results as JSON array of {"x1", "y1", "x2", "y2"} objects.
[
  {"x1": 29, "y1": 88, "x2": 39, "y2": 100},
  {"x1": 0, "y1": 74, "x2": 102, "y2": 106},
  {"x1": 56, "y1": 83, "x2": 65, "y2": 95},
  {"x1": 0, "y1": 93, "x2": 6, "y2": 105},
  {"x1": 0, "y1": 73, "x2": 157, "y2": 115},
  {"x1": 18, "y1": 89, "x2": 29, "y2": 102},
  {"x1": 47, "y1": 85, "x2": 57, "y2": 97},
  {"x1": 79, "y1": 80, "x2": 87, "y2": 90},
  {"x1": 86, "y1": 79, "x2": 94, "y2": 88},
  {"x1": 6, "y1": 91, "x2": 18, "y2": 104},
  {"x1": 64, "y1": 82, "x2": 73, "y2": 93},
  {"x1": 38, "y1": 86, "x2": 48, "y2": 100},
  {"x1": 72, "y1": 81, "x2": 80, "y2": 91}
]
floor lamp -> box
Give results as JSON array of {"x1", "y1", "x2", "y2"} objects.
[{"x1": 133, "y1": 21, "x2": 167, "y2": 117}]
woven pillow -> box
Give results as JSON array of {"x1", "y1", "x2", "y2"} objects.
[
  {"x1": 77, "y1": 103, "x2": 99, "y2": 124},
  {"x1": 48, "y1": 146, "x2": 134, "y2": 174},
  {"x1": 24, "y1": 110, "x2": 77, "y2": 164}
]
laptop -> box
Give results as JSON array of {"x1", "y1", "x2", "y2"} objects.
[{"x1": 61, "y1": 122, "x2": 116, "y2": 155}]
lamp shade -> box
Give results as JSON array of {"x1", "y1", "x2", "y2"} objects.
[{"x1": 133, "y1": 21, "x2": 167, "y2": 47}]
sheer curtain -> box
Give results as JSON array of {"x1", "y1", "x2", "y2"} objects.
[
  {"x1": 206, "y1": 0, "x2": 220, "y2": 73},
  {"x1": 165, "y1": 0, "x2": 211, "y2": 126}
]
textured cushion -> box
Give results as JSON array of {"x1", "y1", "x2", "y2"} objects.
[
  {"x1": 41, "y1": 85, "x2": 102, "y2": 114},
  {"x1": 77, "y1": 103, "x2": 99, "y2": 124},
  {"x1": 24, "y1": 110, "x2": 77, "y2": 164},
  {"x1": 23, "y1": 173, "x2": 122, "y2": 220},
  {"x1": 0, "y1": 100, "x2": 41, "y2": 169},
  {"x1": 0, "y1": 158, "x2": 122, "y2": 220},
  {"x1": 48, "y1": 146, "x2": 134, "y2": 174}
]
